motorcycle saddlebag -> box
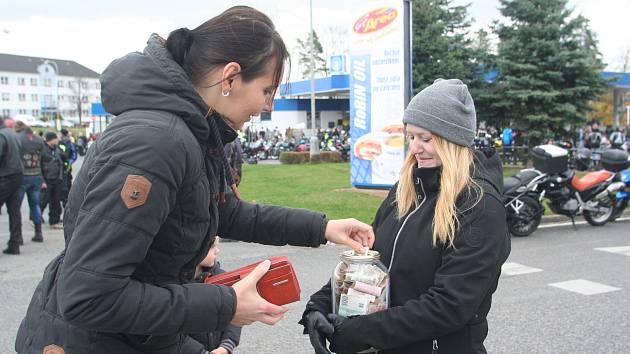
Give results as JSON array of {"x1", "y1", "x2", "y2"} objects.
[
  {"x1": 532, "y1": 144, "x2": 568, "y2": 175},
  {"x1": 601, "y1": 149, "x2": 630, "y2": 172}
]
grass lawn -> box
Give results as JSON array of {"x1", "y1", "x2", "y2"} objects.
[
  {"x1": 239, "y1": 163, "x2": 385, "y2": 224},
  {"x1": 239, "y1": 162, "x2": 570, "y2": 222}
]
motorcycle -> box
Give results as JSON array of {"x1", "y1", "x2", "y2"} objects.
[
  {"x1": 600, "y1": 149, "x2": 630, "y2": 221},
  {"x1": 534, "y1": 145, "x2": 622, "y2": 228},
  {"x1": 611, "y1": 167, "x2": 630, "y2": 221},
  {"x1": 504, "y1": 169, "x2": 547, "y2": 237}
]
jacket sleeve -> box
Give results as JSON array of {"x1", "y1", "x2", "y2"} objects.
[
  {"x1": 219, "y1": 324, "x2": 242, "y2": 353},
  {"x1": 56, "y1": 125, "x2": 236, "y2": 335},
  {"x1": 338, "y1": 193, "x2": 510, "y2": 350},
  {"x1": 0, "y1": 133, "x2": 6, "y2": 166},
  {"x1": 217, "y1": 192, "x2": 327, "y2": 247}
]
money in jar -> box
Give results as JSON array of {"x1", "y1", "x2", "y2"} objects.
[{"x1": 331, "y1": 250, "x2": 389, "y2": 317}]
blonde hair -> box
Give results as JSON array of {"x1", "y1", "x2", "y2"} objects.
[{"x1": 395, "y1": 135, "x2": 481, "y2": 247}]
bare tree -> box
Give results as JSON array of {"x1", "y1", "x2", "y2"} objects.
[
  {"x1": 70, "y1": 77, "x2": 87, "y2": 125},
  {"x1": 322, "y1": 25, "x2": 350, "y2": 58},
  {"x1": 617, "y1": 44, "x2": 630, "y2": 72}
]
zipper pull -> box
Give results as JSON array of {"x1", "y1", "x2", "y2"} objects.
[{"x1": 432, "y1": 339, "x2": 439, "y2": 354}]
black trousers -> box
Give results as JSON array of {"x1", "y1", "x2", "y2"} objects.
[
  {"x1": 41, "y1": 179, "x2": 63, "y2": 225},
  {"x1": 62, "y1": 172, "x2": 73, "y2": 208},
  {"x1": 0, "y1": 174, "x2": 23, "y2": 246}
]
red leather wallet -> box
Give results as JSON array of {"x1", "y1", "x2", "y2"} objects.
[{"x1": 204, "y1": 256, "x2": 301, "y2": 306}]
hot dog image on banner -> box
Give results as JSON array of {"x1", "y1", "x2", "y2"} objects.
[{"x1": 350, "y1": 2, "x2": 411, "y2": 187}]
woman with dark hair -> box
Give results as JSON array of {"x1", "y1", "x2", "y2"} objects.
[{"x1": 15, "y1": 6, "x2": 373, "y2": 354}]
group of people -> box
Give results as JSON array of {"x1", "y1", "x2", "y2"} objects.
[
  {"x1": 581, "y1": 122, "x2": 628, "y2": 151},
  {"x1": 0, "y1": 121, "x2": 77, "y2": 255},
  {"x1": 6, "y1": 6, "x2": 510, "y2": 354}
]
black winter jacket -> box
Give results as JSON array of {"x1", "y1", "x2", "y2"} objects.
[
  {"x1": 41, "y1": 143, "x2": 65, "y2": 181},
  {"x1": 16, "y1": 34, "x2": 328, "y2": 354},
  {"x1": 304, "y1": 151, "x2": 510, "y2": 354},
  {"x1": 0, "y1": 123, "x2": 23, "y2": 177},
  {"x1": 190, "y1": 262, "x2": 242, "y2": 353}
]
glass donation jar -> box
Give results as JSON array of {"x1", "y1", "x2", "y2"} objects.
[{"x1": 331, "y1": 250, "x2": 389, "y2": 317}]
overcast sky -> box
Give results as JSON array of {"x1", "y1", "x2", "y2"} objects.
[{"x1": 1, "y1": 0, "x2": 628, "y2": 75}]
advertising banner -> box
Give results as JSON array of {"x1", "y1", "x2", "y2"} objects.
[{"x1": 350, "y1": 1, "x2": 411, "y2": 187}]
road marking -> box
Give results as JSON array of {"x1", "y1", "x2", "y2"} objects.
[
  {"x1": 595, "y1": 246, "x2": 630, "y2": 256},
  {"x1": 549, "y1": 279, "x2": 621, "y2": 295},
  {"x1": 538, "y1": 216, "x2": 630, "y2": 229},
  {"x1": 501, "y1": 262, "x2": 543, "y2": 276}
]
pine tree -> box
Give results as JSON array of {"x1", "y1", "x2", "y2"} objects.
[
  {"x1": 297, "y1": 30, "x2": 328, "y2": 79},
  {"x1": 491, "y1": 0, "x2": 608, "y2": 146},
  {"x1": 411, "y1": 0, "x2": 479, "y2": 93}
]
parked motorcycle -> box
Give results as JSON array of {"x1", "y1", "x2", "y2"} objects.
[
  {"x1": 600, "y1": 149, "x2": 630, "y2": 221},
  {"x1": 534, "y1": 145, "x2": 622, "y2": 227},
  {"x1": 504, "y1": 169, "x2": 547, "y2": 237}
]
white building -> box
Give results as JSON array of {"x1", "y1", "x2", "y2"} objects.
[{"x1": 0, "y1": 53, "x2": 100, "y2": 124}]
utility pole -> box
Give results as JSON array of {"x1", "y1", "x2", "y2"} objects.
[
  {"x1": 309, "y1": 0, "x2": 316, "y2": 134},
  {"x1": 309, "y1": 0, "x2": 320, "y2": 158}
]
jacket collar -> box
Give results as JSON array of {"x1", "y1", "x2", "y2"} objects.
[
  {"x1": 210, "y1": 111, "x2": 238, "y2": 145},
  {"x1": 413, "y1": 166, "x2": 440, "y2": 198}
]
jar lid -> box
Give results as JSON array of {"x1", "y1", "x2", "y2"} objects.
[{"x1": 340, "y1": 249, "x2": 380, "y2": 263}]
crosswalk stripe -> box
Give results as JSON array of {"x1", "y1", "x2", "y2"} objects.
[
  {"x1": 594, "y1": 246, "x2": 630, "y2": 256},
  {"x1": 501, "y1": 262, "x2": 543, "y2": 276},
  {"x1": 549, "y1": 279, "x2": 621, "y2": 295}
]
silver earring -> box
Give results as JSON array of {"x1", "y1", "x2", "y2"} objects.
[{"x1": 222, "y1": 91, "x2": 230, "y2": 97}]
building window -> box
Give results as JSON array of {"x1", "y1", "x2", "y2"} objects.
[
  {"x1": 18, "y1": 78, "x2": 25, "y2": 86},
  {"x1": 82, "y1": 110, "x2": 89, "y2": 116},
  {"x1": 30, "y1": 78, "x2": 37, "y2": 86},
  {"x1": 81, "y1": 95, "x2": 89, "y2": 103},
  {"x1": 18, "y1": 93, "x2": 26, "y2": 101},
  {"x1": 261, "y1": 112, "x2": 272, "y2": 121},
  {"x1": 0, "y1": 76, "x2": 8, "y2": 85},
  {"x1": 44, "y1": 79, "x2": 52, "y2": 87},
  {"x1": 2, "y1": 109, "x2": 10, "y2": 116},
  {"x1": 58, "y1": 80, "x2": 64, "y2": 88},
  {"x1": 19, "y1": 109, "x2": 27, "y2": 114},
  {"x1": 1, "y1": 93, "x2": 9, "y2": 101},
  {"x1": 32, "y1": 109, "x2": 40, "y2": 116},
  {"x1": 81, "y1": 81, "x2": 88, "y2": 90},
  {"x1": 31, "y1": 94, "x2": 38, "y2": 102},
  {"x1": 306, "y1": 111, "x2": 321, "y2": 130},
  {"x1": 95, "y1": 82, "x2": 101, "y2": 90}
]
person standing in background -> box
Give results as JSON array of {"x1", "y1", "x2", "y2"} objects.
[
  {"x1": 0, "y1": 117, "x2": 24, "y2": 255},
  {"x1": 17, "y1": 125, "x2": 46, "y2": 242},
  {"x1": 41, "y1": 132, "x2": 66, "y2": 230},
  {"x1": 58, "y1": 129, "x2": 76, "y2": 207},
  {"x1": 224, "y1": 139, "x2": 243, "y2": 187}
]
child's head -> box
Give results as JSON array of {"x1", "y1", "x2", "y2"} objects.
[{"x1": 199, "y1": 236, "x2": 220, "y2": 268}]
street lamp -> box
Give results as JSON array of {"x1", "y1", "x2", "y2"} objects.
[{"x1": 41, "y1": 60, "x2": 60, "y2": 130}]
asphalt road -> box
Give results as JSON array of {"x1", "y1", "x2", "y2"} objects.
[{"x1": 0, "y1": 158, "x2": 628, "y2": 353}]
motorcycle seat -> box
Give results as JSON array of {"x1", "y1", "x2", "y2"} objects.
[
  {"x1": 504, "y1": 170, "x2": 542, "y2": 194},
  {"x1": 571, "y1": 170, "x2": 613, "y2": 192}
]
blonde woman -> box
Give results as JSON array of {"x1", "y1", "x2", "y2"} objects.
[{"x1": 302, "y1": 79, "x2": 511, "y2": 354}]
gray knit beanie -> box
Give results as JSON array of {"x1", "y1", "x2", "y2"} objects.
[{"x1": 402, "y1": 78, "x2": 476, "y2": 146}]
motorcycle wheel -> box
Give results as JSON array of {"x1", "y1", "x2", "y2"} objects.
[
  {"x1": 610, "y1": 199, "x2": 628, "y2": 222},
  {"x1": 583, "y1": 194, "x2": 614, "y2": 226},
  {"x1": 508, "y1": 195, "x2": 542, "y2": 237}
]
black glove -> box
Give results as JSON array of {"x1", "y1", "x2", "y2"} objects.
[
  {"x1": 304, "y1": 311, "x2": 334, "y2": 354},
  {"x1": 327, "y1": 314, "x2": 371, "y2": 354}
]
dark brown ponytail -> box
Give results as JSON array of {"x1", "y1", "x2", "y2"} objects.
[{"x1": 165, "y1": 6, "x2": 289, "y2": 89}]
